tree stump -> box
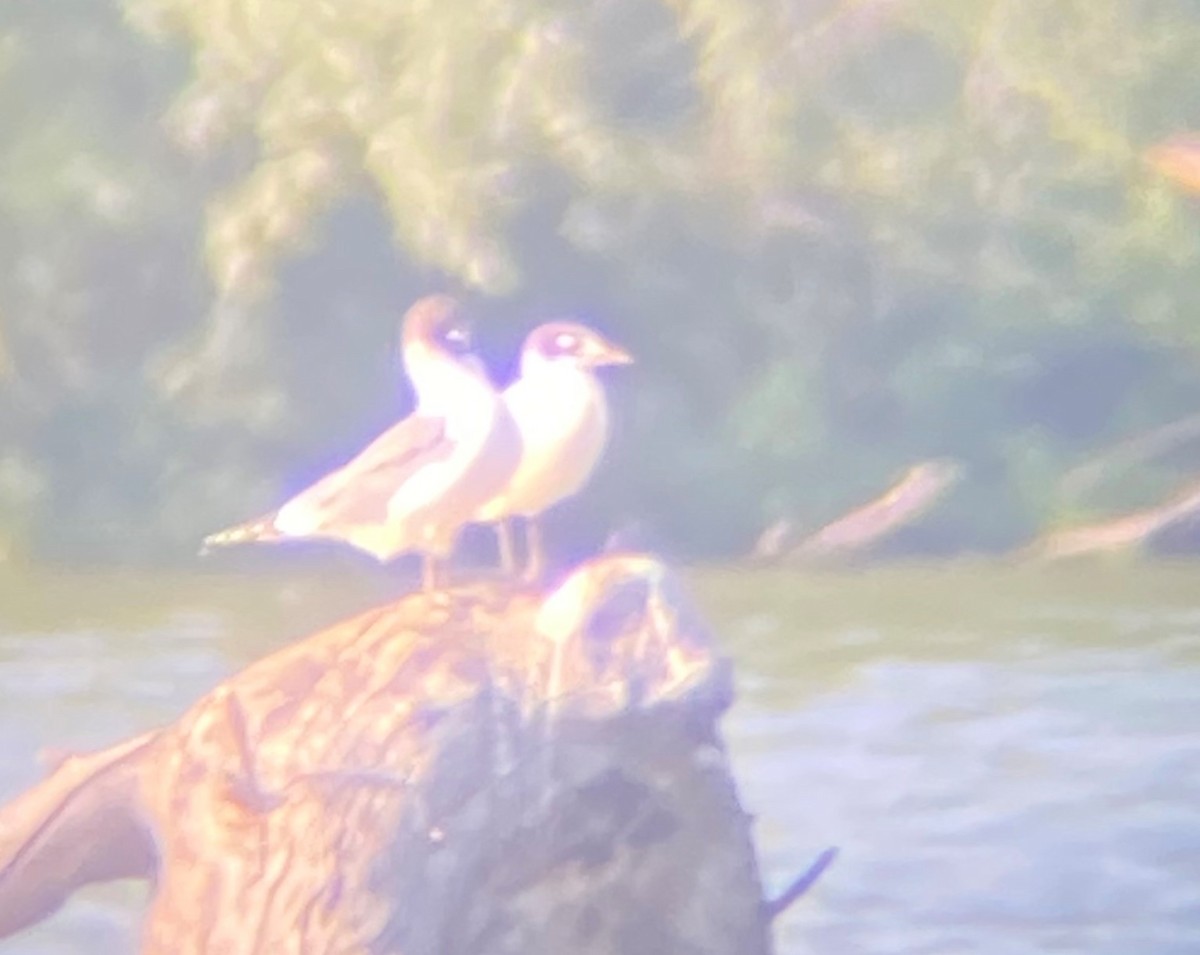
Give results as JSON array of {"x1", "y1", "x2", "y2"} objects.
[{"x1": 0, "y1": 555, "x2": 794, "y2": 954}]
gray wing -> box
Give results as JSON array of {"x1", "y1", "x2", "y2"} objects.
[{"x1": 276, "y1": 414, "x2": 452, "y2": 534}]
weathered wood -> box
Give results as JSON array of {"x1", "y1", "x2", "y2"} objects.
[
  {"x1": 0, "y1": 555, "x2": 799, "y2": 954},
  {"x1": 755, "y1": 459, "x2": 961, "y2": 563},
  {"x1": 0, "y1": 732, "x2": 159, "y2": 939},
  {"x1": 1024, "y1": 477, "x2": 1200, "y2": 560},
  {"x1": 749, "y1": 519, "x2": 795, "y2": 564},
  {"x1": 1058, "y1": 411, "x2": 1200, "y2": 501},
  {"x1": 1146, "y1": 133, "x2": 1200, "y2": 195}
]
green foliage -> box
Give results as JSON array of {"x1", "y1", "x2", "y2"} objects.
[
  {"x1": 0, "y1": 3, "x2": 207, "y2": 559},
  {"x1": 3, "y1": 0, "x2": 1200, "y2": 561}
]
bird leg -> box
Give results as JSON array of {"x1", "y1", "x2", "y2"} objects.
[
  {"x1": 421, "y1": 557, "x2": 444, "y2": 592},
  {"x1": 524, "y1": 519, "x2": 545, "y2": 583},
  {"x1": 496, "y1": 519, "x2": 517, "y2": 576}
]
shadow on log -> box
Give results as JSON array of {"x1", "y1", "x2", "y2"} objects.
[{"x1": 0, "y1": 554, "x2": 828, "y2": 953}]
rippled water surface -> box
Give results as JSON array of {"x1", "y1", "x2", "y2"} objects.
[{"x1": 1, "y1": 561, "x2": 1198, "y2": 953}]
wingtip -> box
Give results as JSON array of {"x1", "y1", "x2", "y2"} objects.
[
  {"x1": 197, "y1": 532, "x2": 229, "y2": 558},
  {"x1": 198, "y1": 515, "x2": 278, "y2": 555}
]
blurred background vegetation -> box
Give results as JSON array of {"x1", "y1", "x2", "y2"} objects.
[{"x1": 2, "y1": 0, "x2": 1200, "y2": 566}]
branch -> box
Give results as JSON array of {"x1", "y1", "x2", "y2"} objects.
[
  {"x1": 1058, "y1": 410, "x2": 1200, "y2": 501},
  {"x1": 790, "y1": 460, "x2": 962, "y2": 560},
  {"x1": 765, "y1": 847, "x2": 838, "y2": 921},
  {"x1": 0, "y1": 732, "x2": 160, "y2": 939},
  {"x1": 1025, "y1": 476, "x2": 1200, "y2": 560}
]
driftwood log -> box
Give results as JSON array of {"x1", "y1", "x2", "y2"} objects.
[
  {"x1": 1147, "y1": 132, "x2": 1200, "y2": 195},
  {"x1": 0, "y1": 554, "x2": 820, "y2": 954},
  {"x1": 1057, "y1": 411, "x2": 1200, "y2": 501},
  {"x1": 1024, "y1": 477, "x2": 1200, "y2": 560},
  {"x1": 752, "y1": 459, "x2": 962, "y2": 563}
]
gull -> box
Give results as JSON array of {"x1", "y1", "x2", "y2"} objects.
[
  {"x1": 201, "y1": 294, "x2": 521, "y2": 590},
  {"x1": 475, "y1": 320, "x2": 632, "y2": 581}
]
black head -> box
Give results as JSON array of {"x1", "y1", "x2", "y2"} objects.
[{"x1": 402, "y1": 294, "x2": 475, "y2": 358}]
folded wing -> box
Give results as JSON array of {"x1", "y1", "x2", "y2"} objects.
[{"x1": 203, "y1": 416, "x2": 451, "y2": 556}]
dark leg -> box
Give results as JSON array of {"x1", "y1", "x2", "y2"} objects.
[
  {"x1": 421, "y1": 557, "x2": 443, "y2": 592},
  {"x1": 497, "y1": 519, "x2": 517, "y2": 576},
  {"x1": 524, "y1": 519, "x2": 544, "y2": 583}
]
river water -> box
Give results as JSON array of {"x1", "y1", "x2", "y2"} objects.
[{"x1": 1, "y1": 560, "x2": 1198, "y2": 953}]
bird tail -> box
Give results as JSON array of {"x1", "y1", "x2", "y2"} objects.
[{"x1": 199, "y1": 513, "x2": 280, "y2": 556}]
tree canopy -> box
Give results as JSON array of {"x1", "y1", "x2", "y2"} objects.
[{"x1": 1, "y1": 0, "x2": 1200, "y2": 562}]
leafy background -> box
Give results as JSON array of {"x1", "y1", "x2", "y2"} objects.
[{"x1": 3, "y1": 0, "x2": 1200, "y2": 565}]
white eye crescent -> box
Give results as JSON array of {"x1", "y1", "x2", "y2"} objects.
[{"x1": 555, "y1": 332, "x2": 577, "y2": 350}]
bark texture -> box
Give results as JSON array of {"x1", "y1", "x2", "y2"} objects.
[{"x1": 0, "y1": 555, "x2": 777, "y2": 955}]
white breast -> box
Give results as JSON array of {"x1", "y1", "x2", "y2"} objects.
[
  {"x1": 413, "y1": 355, "x2": 494, "y2": 440},
  {"x1": 476, "y1": 364, "x2": 609, "y2": 521},
  {"x1": 272, "y1": 354, "x2": 520, "y2": 560},
  {"x1": 385, "y1": 357, "x2": 507, "y2": 523}
]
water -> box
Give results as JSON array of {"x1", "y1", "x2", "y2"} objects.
[{"x1": 1, "y1": 561, "x2": 1198, "y2": 953}]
